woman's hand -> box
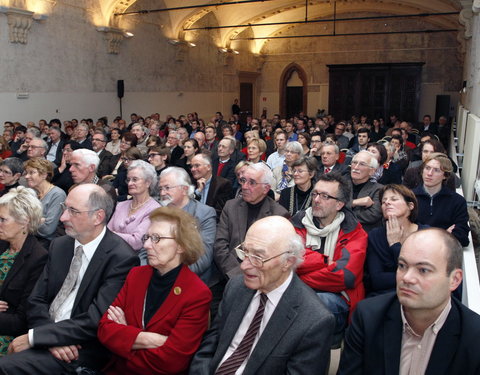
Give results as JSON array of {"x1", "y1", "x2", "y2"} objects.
[
  {"x1": 0, "y1": 300, "x2": 9, "y2": 312},
  {"x1": 58, "y1": 153, "x2": 67, "y2": 173},
  {"x1": 386, "y1": 214, "x2": 403, "y2": 246},
  {"x1": 132, "y1": 332, "x2": 168, "y2": 350},
  {"x1": 107, "y1": 305, "x2": 127, "y2": 325}
]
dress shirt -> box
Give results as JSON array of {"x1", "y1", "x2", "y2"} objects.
[
  {"x1": 197, "y1": 178, "x2": 211, "y2": 204},
  {"x1": 399, "y1": 299, "x2": 451, "y2": 375},
  {"x1": 46, "y1": 141, "x2": 59, "y2": 163},
  {"x1": 266, "y1": 151, "x2": 285, "y2": 170},
  {"x1": 28, "y1": 227, "x2": 107, "y2": 346},
  {"x1": 217, "y1": 272, "x2": 293, "y2": 374}
]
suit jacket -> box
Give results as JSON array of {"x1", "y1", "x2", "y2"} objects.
[
  {"x1": 97, "y1": 149, "x2": 113, "y2": 178},
  {"x1": 338, "y1": 293, "x2": 480, "y2": 375},
  {"x1": 0, "y1": 236, "x2": 47, "y2": 336},
  {"x1": 189, "y1": 274, "x2": 335, "y2": 375},
  {"x1": 214, "y1": 196, "x2": 289, "y2": 279},
  {"x1": 351, "y1": 180, "x2": 383, "y2": 232},
  {"x1": 212, "y1": 158, "x2": 237, "y2": 187},
  {"x1": 47, "y1": 139, "x2": 65, "y2": 167},
  {"x1": 27, "y1": 229, "x2": 139, "y2": 369},
  {"x1": 316, "y1": 162, "x2": 348, "y2": 179},
  {"x1": 98, "y1": 265, "x2": 212, "y2": 375},
  {"x1": 204, "y1": 175, "x2": 233, "y2": 220}
]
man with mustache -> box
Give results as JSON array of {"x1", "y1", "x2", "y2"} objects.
[{"x1": 338, "y1": 228, "x2": 480, "y2": 374}]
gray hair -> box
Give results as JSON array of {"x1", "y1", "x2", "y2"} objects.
[
  {"x1": 283, "y1": 233, "x2": 306, "y2": 270},
  {"x1": 194, "y1": 153, "x2": 212, "y2": 166},
  {"x1": 87, "y1": 186, "x2": 114, "y2": 224},
  {"x1": 26, "y1": 128, "x2": 41, "y2": 138},
  {"x1": 247, "y1": 163, "x2": 275, "y2": 189},
  {"x1": 160, "y1": 167, "x2": 195, "y2": 198},
  {"x1": 322, "y1": 143, "x2": 339, "y2": 154},
  {"x1": 0, "y1": 186, "x2": 43, "y2": 233},
  {"x1": 77, "y1": 123, "x2": 89, "y2": 132},
  {"x1": 72, "y1": 149, "x2": 100, "y2": 169},
  {"x1": 128, "y1": 160, "x2": 158, "y2": 196},
  {"x1": 49, "y1": 126, "x2": 62, "y2": 135},
  {"x1": 221, "y1": 137, "x2": 236, "y2": 152},
  {"x1": 132, "y1": 123, "x2": 146, "y2": 133},
  {"x1": 168, "y1": 130, "x2": 181, "y2": 140},
  {"x1": 31, "y1": 137, "x2": 48, "y2": 153},
  {"x1": 0, "y1": 157, "x2": 24, "y2": 176},
  {"x1": 285, "y1": 141, "x2": 304, "y2": 156},
  {"x1": 353, "y1": 150, "x2": 379, "y2": 169}
]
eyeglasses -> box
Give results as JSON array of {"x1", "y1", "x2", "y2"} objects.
[
  {"x1": 158, "y1": 185, "x2": 181, "y2": 192},
  {"x1": 126, "y1": 177, "x2": 143, "y2": 184},
  {"x1": 142, "y1": 234, "x2": 175, "y2": 244},
  {"x1": 0, "y1": 169, "x2": 12, "y2": 175},
  {"x1": 27, "y1": 145, "x2": 44, "y2": 149},
  {"x1": 424, "y1": 165, "x2": 444, "y2": 175},
  {"x1": 238, "y1": 177, "x2": 269, "y2": 187},
  {"x1": 148, "y1": 153, "x2": 160, "y2": 158},
  {"x1": 235, "y1": 243, "x2": 291, "y2": 268},
  {"x1": 311, "y1": 192, "x2": 339, "y2": 201},
  {"x1": 92, "y1": 138, "x2": 106, "y2": 143},
  {"x1": 121, "y1": 157, "x2": 134, "y2": 162},
  {"x1": 60, "y1": 203, "x2": 98, "y2": 216},
  {"x1": 285, "y1": 150, "x2": 300, "y2": 154},
  {"x1": 292, "y1": 169, "x2": 308, "y2": 175}
]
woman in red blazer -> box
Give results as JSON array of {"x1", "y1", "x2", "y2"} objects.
[{"x1": 98, "y1": 206, "x2": 212, "y2": 375}]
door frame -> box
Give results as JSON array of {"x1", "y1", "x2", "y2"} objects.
[{"x1": 279, "y1": 63, "x2": 308, "y2": 119}]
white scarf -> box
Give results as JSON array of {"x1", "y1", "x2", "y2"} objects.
[{"x1": 301, "y1": 208, "x2": 345, "y2": 260}]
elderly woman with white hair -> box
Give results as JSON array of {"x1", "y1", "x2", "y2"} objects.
[
  {"x1": 108, "y1": 160, "x2": 161, "y2": 252},
  {"x1": 272, "y1": 141, "x2": 304, "y2": 197}
]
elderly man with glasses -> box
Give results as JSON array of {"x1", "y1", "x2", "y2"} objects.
[
  {"x1": 291, "y1": 172, "x2": 367, "y2": 344},
  {"x1": 190, "y1": 216, "x2": 334, "y2": 375}
]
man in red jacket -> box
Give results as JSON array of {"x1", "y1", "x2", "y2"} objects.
[{"x1": 291, "y1": 173, "x2": 367, "y2": 338}]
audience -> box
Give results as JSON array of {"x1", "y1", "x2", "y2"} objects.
[{"x1": 0, "y1": 158, "x2": 23, "y2": 197}]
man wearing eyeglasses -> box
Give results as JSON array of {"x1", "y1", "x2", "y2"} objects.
[
  {"x1": 91, "y1": 130, "x2": 113, "y2": 178},
  {"x1": 191, "y1": 215, "x2": 334, "y2": 375},
  {"x1": 214, "y1": 163, "x2": 288, "y2": 283},
  {"x1": 291, "y1": 172, "x2": 367, "y2": 343},
  {"x1": 0, "y1": 184, "x2": 138, "y2": 374}
]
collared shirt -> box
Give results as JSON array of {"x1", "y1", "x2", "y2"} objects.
[
  {"x1": 217, "y1": 272, "x2": 293, "y2": 374},
  {"x1": 46, "y1": 141, "x2": 59, "y2": 162},
  {"x1": 195, "y1": 177, "x2": 211, "y2": 205},
  {"x1": 29, "y1": 226, "x2": 107, "y2": 346},
  {"x1": 399, "y1": 299, "x2": 452, "y2": 375},
  {"x1": 266, "y1": 151, "x2": 285, "y2": 170}
]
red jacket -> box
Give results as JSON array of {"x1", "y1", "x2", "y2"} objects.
[
  {"x1": 97, "y1": 265, "x2": 212, "y2": 375},
  {"x1": 292, "y1": 209, "x2": 367, "y2": 317}
]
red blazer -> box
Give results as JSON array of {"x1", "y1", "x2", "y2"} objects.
[{"x1": 98, "y1": 265, "x2": 212, "y2": 375}]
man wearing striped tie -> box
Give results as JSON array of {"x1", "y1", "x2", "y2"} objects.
[{"x1": 190, "y1": 216, "x2": 334, "y2": 375}]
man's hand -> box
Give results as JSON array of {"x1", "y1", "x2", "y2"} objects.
[
  {"x1": 8, "y1": 334, "x2": 31, "y2": 354},
  {"x1": 352, "y1": 196, "x2": 374, "y2": 208},
  {"x1": 49, "y1": 345, "x2": 82, "y2": 363},
  {"x1": 132, "y1": 332, "x2": 168, "y2": 350},
  {"x1": 0, "y1": 300, "x2": 9, "y2": 312},
  {"x1": 197, "y1": 178, "x2": 207, "y2": 193}
]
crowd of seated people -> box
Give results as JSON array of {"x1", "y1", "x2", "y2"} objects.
[{"x1": 0, "y1": 110, "x2": 474, "y2": 374}]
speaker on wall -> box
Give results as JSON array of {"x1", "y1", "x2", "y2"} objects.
[{"x1": 117, "y1": 80, "x2": 124, "y2": 99}]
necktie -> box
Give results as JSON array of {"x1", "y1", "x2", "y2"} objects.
[
  {"x1": 49, "y1": 245, "x2": 84, "y2": 321},
  {"x1": 215, "y1": 293, "x2": 268, "y2": 375}
]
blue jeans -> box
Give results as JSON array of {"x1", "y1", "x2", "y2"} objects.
[{"x1": 316, "y1": 292, "x2": 349, "y2": 336}]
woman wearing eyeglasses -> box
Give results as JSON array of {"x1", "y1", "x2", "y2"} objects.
[
  {"x1": 111, "y1": 147, "x2": 143, "y2": 202},
  {"x1": 412, "y1": 152, "x2": 470, "y2": 246},
  {"x1": 108, "y1": 160, "x2": 160, "y2": 253},
  {"x1": 0, "y1": 158, "x2": 23, "y2": 198},
  {"x1": 98, "y1": 206, "x2": 211, "y2": 375}
]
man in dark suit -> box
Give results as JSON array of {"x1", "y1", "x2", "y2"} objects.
[
  {"x1": 74, "y1": 123, "x2": 93, "y2": 150},
  {"x1": 191, "y1": 153, "x2": 232, "y2": 220},
  {"x1": 212, "y1": 137, "x2": 243, "y2": 188},
  {"x1": 46, "y1": 126, "x2": 64, "y2": 166},
  {"x1": 190, "y1": 216, "x2": 334, "y2": 374},
  {"x1": 316, "y1": 143, "x2": 347, "y2": 178},
  {"x1": 338, "y1": 228, "x2": 480, "y2": 374},
  {"x1": 0, "y1": 184, "x2": 138, "y2": 374},
  {"x1": 91, "y1": 130, "x2": 113, "y2": 178}
]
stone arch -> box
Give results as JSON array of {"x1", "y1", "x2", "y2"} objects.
[{"x1": 279, "y1": 63, "x2": 308, "y2": 119}]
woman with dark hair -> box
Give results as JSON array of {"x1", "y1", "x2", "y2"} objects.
[
  {"x1": 51, "y1": 140, "x2": 82, "y2": 193},
  {"x1": 98, "y1": 206, "x2": 212, "y2": 375},
  {"x1": 104, "y1": 132, "x2": 138, "y2": 182},
  {"x1": 366, "y1": 184, "x2": 427, "y2": 296},
  {"x1": 279, "y1": 157, "x2": 317, "y2": 216},
  {"x1": 112, "y1": 147, "x2": 143, "y2": 202},
  {"x1": 369, "y1": 119, "x2": 386, "y2": 142},
  {"x1": 367, "y1": 142, "x2": 402, "y2": 185},
  {"x1": 0, "y1": 187, "x2": 47, "y2": 354},
  {"x1": 413, "y1": 153, "x2": 470, "y2": 246},
  {"x1": 175, "y1": 139, "x2": 199, "y2": 180},
  {"x1": 297, "y1": 132, "x2": 311, "y2": 155},
  {"x1": 0, "y1": 158, "x2": 23, "y2": 197}
]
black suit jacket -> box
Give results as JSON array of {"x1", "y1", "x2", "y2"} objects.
[
  {"x1": 0, "y1": 236, "x2": 47, "y2": 336},
  {"x1": 338, "y1": 293, "x2": 480, "y2": 375},
  {"x1": 212, "y1": 158, "x2": 237, "y2": 187},
  {"x1": 47, "y1": 139, "x2": 65, "y2": 167},
  {"x1": 316, "y1": 162, "x2": 348, "y2": 179},
  {"x1": 189, "y1": 274, "x2": 334, "y2": 374},
  {"x1": 96, "y1": 149, "x2": 113, "y2": 178},
  {"x1": 27, "y1": 229, "x2": 139, "y2": 369},
  {"x1": 204, "y1": 175, "x2": 233, "y2": 219}
]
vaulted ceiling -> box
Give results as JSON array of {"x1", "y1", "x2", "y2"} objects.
[{"x1": 98, "y1": 0, "x2": 463, "y2": 53}]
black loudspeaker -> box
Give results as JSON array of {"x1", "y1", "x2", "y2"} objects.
[{"x1": 117, "y1": 80, "x2": 124, "y2": 99}]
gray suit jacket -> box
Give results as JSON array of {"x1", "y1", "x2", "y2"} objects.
[
  {"x1": 351, "y1": 180, "x2": 383, "y2": 232},
  {"x1": 189, "y1": 274, "x2": 335, "y2": 374},
  {"x1": 214, "y1": 196, "x2": 289, "y2": 278}
]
